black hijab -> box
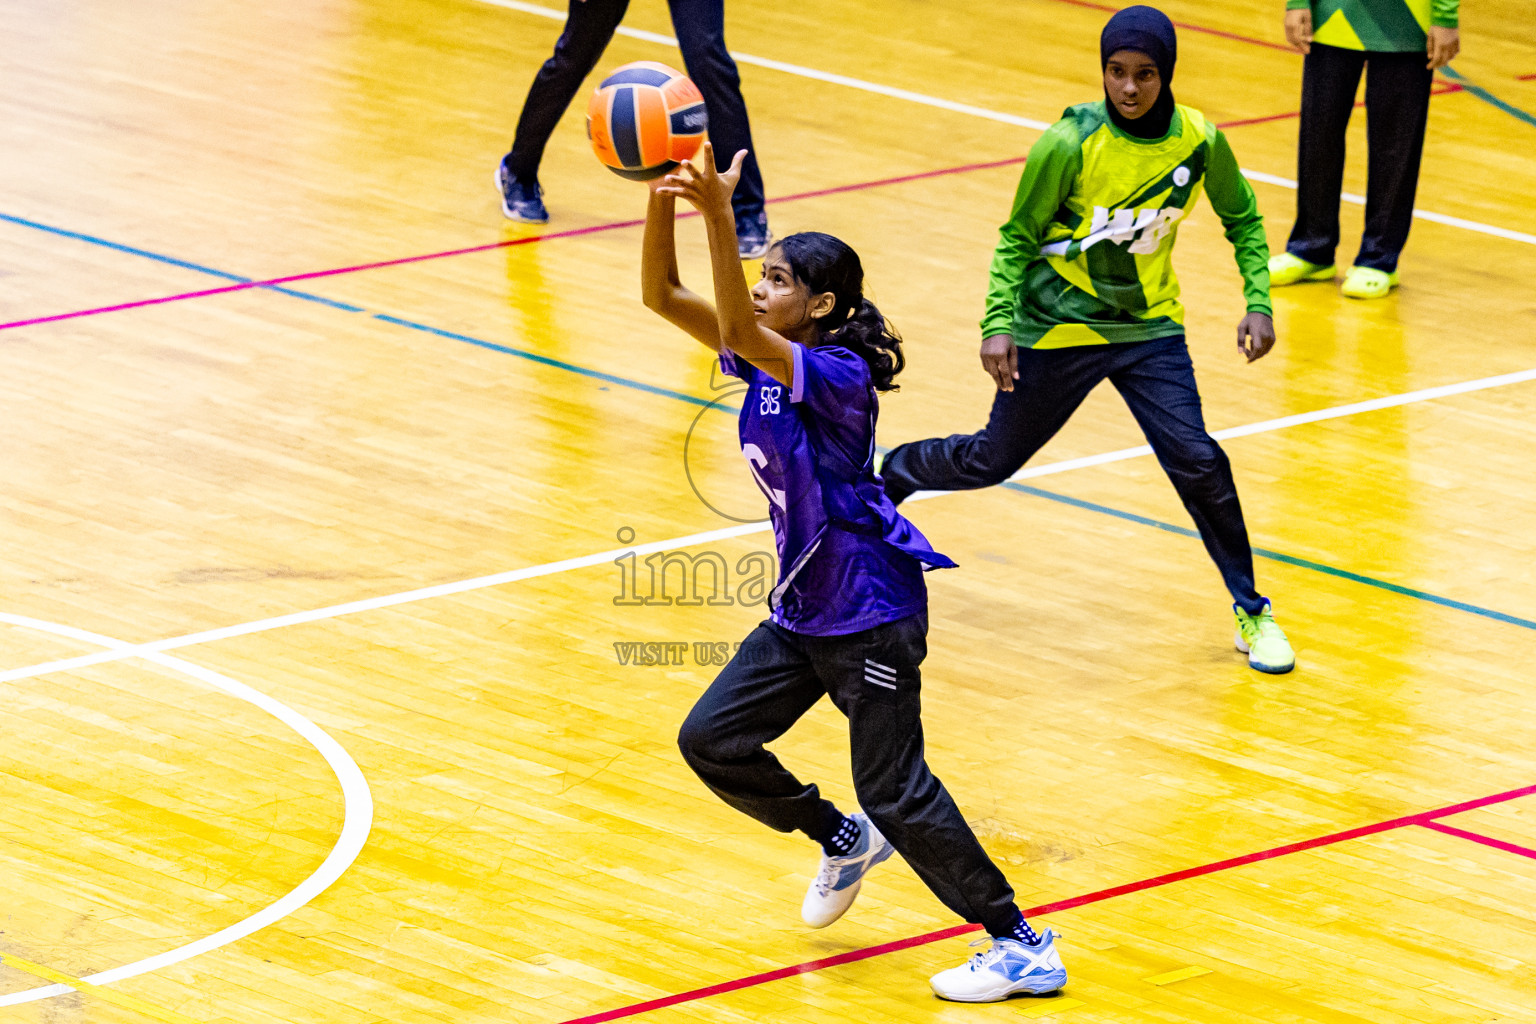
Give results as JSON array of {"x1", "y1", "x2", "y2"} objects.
[{"x1": 1100, "y1": 6, "x2": 1178, "y2": 139}]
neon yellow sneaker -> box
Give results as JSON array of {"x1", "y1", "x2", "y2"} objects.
[
  {"x1": 1234, "y1": 602, "x2": 1295, "y2": 674},
  {"x1": 1268, "y1": 252, "x2": 1336, "y2": 286},
  {"x1": 1340, "y1": 266, "x2": 1400, "y2": 299}
]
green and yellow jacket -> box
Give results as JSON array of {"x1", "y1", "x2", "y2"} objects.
[
  {"x1": 1285, "y1": 0, "x2": 1459, "y2": 53},
  {"x1": 984, "y1": 101, "x2": 1269, "y2": 349}
]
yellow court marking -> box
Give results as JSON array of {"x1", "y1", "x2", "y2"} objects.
[
  {"x1": 1143, "y1": 965, "x2": 1214, "y2": 986},
  {"x1": 0, "y1": 952, "x2": 200, "y2": 1024},
  {"x1": 1017, "y1": 996, "x2": 1087, "y2": 1017}
]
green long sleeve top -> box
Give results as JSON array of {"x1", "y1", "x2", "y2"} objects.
[
  {"x1": 982, "y1": 101, "x2": 1271, "y2": 349},
  {"x1": 1284, "y1": 0, "x2": 1460, "y2": 52}
]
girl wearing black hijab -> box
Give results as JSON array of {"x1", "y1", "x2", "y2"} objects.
[{"x1": 881, "y1": 6, "x2": 1297, "y2": 675}]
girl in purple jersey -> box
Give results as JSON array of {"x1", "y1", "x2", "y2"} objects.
[{"x1": 640, "y1": 142, "x2": 1068, "y2": 1003}]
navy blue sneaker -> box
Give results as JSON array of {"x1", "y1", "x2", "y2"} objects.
[
  {"x1": 930, "y1": 930, "x2": 1068, "y2": 1001},
  {"x1": 735, "y1": 210, "x2": 771, "y2": 259},
  {"x1": 496, "y1": 161, "x2": 548, "y2": 223}
]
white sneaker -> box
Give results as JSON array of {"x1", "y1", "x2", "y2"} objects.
[
  {"x1": 930, "y1": 930, "x2": 1067, "y2": 1002},
  {"x1": 801, "y1": 812, "x2": 894, "y2": 928}
]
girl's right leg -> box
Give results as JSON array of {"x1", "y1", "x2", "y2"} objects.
[
  {"x1": 677, "y1": 621, "x2": 843, "y2": 838},
  {"x1": 879, "y1": 346, "x2": 1110, "y2": 504},
  {"x1": 811, "y1": 613, "x2": 1067, "y2": 1001},
  {"x1": 1284, "y1": 43, "x2": 1367, "y2": 267}
]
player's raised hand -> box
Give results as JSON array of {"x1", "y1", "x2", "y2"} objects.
[
  {"x1": 1237, "y1": 312, "x2": 1276, "y2": 363},
  {"x1": 656, "y1": 144, "x2": 748, "y2": 216}
]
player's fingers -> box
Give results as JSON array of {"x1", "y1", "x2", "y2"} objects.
[
  {"x1": 980, "y1": 352, "x2": 1003, "y2": 389},
  {"x1": 729, "y1": 149, "x2": 748, "y2": 174}
]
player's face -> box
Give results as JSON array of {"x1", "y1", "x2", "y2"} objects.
[
  {"x1": 1104, "y1": 50, "x2": 1161, "y2": 120},
  {"x1": 751, "y1": 249, "x2": 815, "y2": 335}
]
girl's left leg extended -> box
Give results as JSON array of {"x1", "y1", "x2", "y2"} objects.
[
  {"x1": 1107, "y1": 338, "x2": 1264, "y2": 612},
  {"x1": 812, "y1": 614, "x2": 1021, "y2": 936},
  {"x1": 677, "y1": 621, "x2": 842, "y2": 837},
  {"x1": 1108, "y1": 340, "x2": 1296, "y2": 672}
]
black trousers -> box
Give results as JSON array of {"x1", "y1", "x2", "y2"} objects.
[
  {"x1": 1285, "y1": 43, "x2": 1435, "y2": 273},
  {"x1": 506, "y1": 0, "x2": 766, "y2": 220},
  {"x1": 881, "y1": 337, "x2": 1266, "y2": 613},
  {"x1": 677, "y1": 614, "x2": 1022, "y2": 936}
]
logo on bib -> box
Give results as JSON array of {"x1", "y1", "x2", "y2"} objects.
[{"x1": 1173, "y1": 165, "x2": 1191, "y2": 187}]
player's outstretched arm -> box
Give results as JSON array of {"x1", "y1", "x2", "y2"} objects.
[
  {"x1": 640, "y1": 182, "x2": 724, "y2": 351},
  {"x1": 1205, "y1": 127, "x2": 1277, "y2": 362},
  {"x1": 657, "y1": 144, "x2": 796, "y2": 387}
]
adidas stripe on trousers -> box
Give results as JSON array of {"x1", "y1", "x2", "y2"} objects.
[{"x1": 677, "y1": 612, "x2": 1022, "y2": 935}]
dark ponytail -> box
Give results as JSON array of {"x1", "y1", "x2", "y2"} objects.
[{"x1": 775, "y1": 232, "x2": 907, "y2": 392}]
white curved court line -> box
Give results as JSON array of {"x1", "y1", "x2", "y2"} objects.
[
  {"x1": 0, "y1": 612, "x2": 374, "y2": 1007},
  {"x1": 477, "y1": 0, "x2": 1536, "y2": 248}
]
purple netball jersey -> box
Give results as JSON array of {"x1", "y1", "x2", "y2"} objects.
[{"x1": 720, "y1": 342, "x2": 956, "y2": 636}]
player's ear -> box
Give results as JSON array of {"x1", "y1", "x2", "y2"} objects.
[{"x1": 808, "y1": 291, "x2": 837, "y2": 321}]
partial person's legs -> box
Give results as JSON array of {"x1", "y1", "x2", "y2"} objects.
[
  {"x1": 677, "y1": 621, "x2": 843, "y2": 838},
  {"x1": 667, "y1": 0, "x2": 769, "y2": 252},
  {"x1": 1107, "y1": 339, "x2": 1265, "y2": 612},
  {"x1": 880, "y1": 346, "x2": 1112, "y2": 504},
  {"x1": 504, "y1": 0, "x2": 630, "y2": 187},
  {"x1": 1285, "y1": 44, "x2": 1368, "y2": 266},
  {"x1": 1355, "y1": 50, "x2": 1435, "y2": 272},
  {"x1": 813, "y1": 614, "x2": 1067, "y2": 1000}
]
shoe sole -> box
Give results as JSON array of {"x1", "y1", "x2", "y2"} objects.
[
  {"x1": 738, "y1": 233, "x2": 772, "y2": 260},
  {"x1": 931, "y1": 975, "x2": 1067, "y2": 1002},
  {"x1": 494, "y1": 166, "x2": 549, "y2": 224},
  {"x1": 803, "y1": 879, "x2": 860, "y2": 928},
  {"x1": 1272, "y1": 266, "x2": 1336, "y2": 285}
]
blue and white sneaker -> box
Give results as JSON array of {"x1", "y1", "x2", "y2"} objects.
[
  {"x1": 801, "y1": 812, "x2": 894, "y2": 928},
  {"x1": 496, "y1": 161, "x2": 548, "y2": 223},
  {"x1": 929, "y1": 930, "x2": 1067, "y2": 1002}
]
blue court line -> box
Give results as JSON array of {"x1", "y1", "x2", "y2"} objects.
[
  {"x1": 1440, "y1": 67, "x2": 1536, "y2": 130},
  {"x1": 370, "y1": 313, "x2": 737, "y2": 410},
  {"x1": 1002, "y1": 480, "x2": 1536, "y2": 632},
  {"x1": 0, "y1": 211, "x2": 366, "y2": 312},
  {"x1": 3, "y1": 209, "x2": 734, "y2": 406},
  {"x1": 8, "y1": 209, "x2": 1533, "y2": 632}
]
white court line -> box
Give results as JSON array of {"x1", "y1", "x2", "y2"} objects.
[
  {"x1": 0, "y1": 522, "x2": 768, "y2": 684},
  {"x1": 908, "y1": 364, "x2": 1536, "y2": 499},
  {"x1": 480, "y1": 0, "x2": 1536, "y2": 248},
  {"x1": 0, "y1": 613, "x2": 373, "y2": 1008},
  {"x1": 4, "y1": 363, "x2": 1536, "y2": 688}
]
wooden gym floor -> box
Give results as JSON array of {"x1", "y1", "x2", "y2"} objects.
[{"x1": 2, "y1": 0, "x2": 1535, "y2": 1021}]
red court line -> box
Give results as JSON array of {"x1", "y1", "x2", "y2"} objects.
[
  {"x1": 1421, "y1": 820, "x2": 1536, "y2": 861},
  {"x1": 0, "y1": 156, "x2": 1027, "y2": 334},
  {"x1": 555, "y1": 781, "x2": 1536, "y2": 1024},
  {"x1": 3, "y1": 73, "x2": 1473, "y2": 336},
  {"x1": 1219, "y1": 82, "x2": 1464, "y2": 128},
  {"x1": 1041, "y1": 0, "x2": 1293, "y2": 52},
  {"x1": 1517, "y1": 73, "x2": 1536, "y2": 82}
]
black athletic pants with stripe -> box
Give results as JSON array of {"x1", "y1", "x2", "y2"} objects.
[
  {"x1": 879, "y1": 336, "x2": 1267, "y2": 615},
  {"x1": 677, "y1": 613, "x2": 1023, "y2": 936},
  {"x1": 1285, "y1": 43, "x2": 1435, "y2": 273},
  {"x1": 505, "y1": 0, "x2": 767, "y2": 221}
]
